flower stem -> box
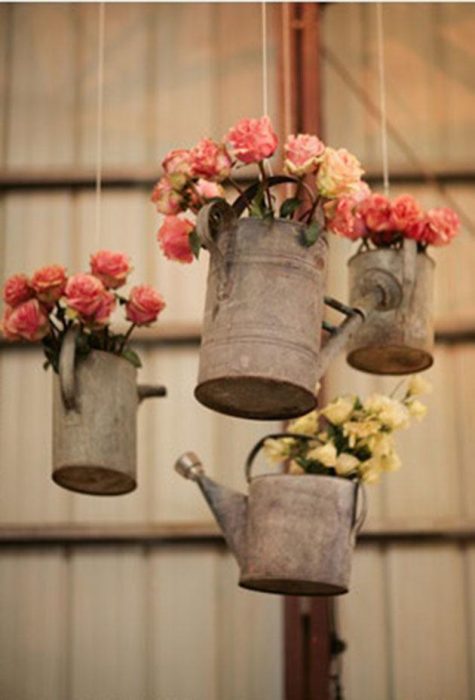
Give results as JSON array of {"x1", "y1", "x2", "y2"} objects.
[
  {"x1": 258, "y1": 161, "x2": 273, "y2": 215},
  {"x1": 119, "y1": 323, "x2": 136, "y2": 353}
]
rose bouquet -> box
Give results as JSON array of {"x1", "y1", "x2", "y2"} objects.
[
  {"x1": 325, "y1": 191, "x2": 460, "y2": 250},
  {"x1": 1, "y1": 250, "x2": 166, "y2": 371},
  {"x1": 263, "y1": 375, "x2": 430, "y2": 483},
  {"x1": 151, "y1": 115, "x2": 368, "y2": 262}
]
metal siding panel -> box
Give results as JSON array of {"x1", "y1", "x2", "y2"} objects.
[{"x1": 0, "y1": 550, "x2": 69, "y2": 699}]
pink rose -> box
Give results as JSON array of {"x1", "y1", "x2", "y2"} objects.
[
  {"x1": 3, "y1": 274, "x2": 34, "y2": 307},
  {"x1": 195, "y1": 179, "x2": 224, "y2": 200},
  {"x1": 316, "y1": 147, "x2": 364, "y2": 198},
  {"x1": 31, "y1": 264, "x2": 67, "y2": 304},
  {"x1": 358, "y1": 193, "x2": 392, "y2": 232},
  {"x1": 126, "y1": 285, "x2": 166, "y2": 326},
  {"x1": 151, "y1": 177, "x2": 184, "y2": 215},
  {"x1": 65, "y1": 273, "x2": 107, "y2": 319},
  {"x1": 284, "y1": 134, "x2": 325, "y2": 176},
  {"x1": 226, "y1": 116, "x2": 278, "y2": 165},
  {"x1": 324, "y1": 197, "x2": 366, "y2": 241},
  {"x1": 90, "y1": 250, "x2": 131, "y2": 289},
  {"x1": 2, "y1": 299, "x2": 49, "y2": 342},
  {"x1": 190, "y1": 138, "x2": 232, "y2": 181},
  {"x1": 390, "y1": 194, "x2": 423, "y2": 232},
  {"x1": 408, "y1": 207, "x2": 460, "y2": 247},
  {"x1": 162, "y1": 148, "x2": 194, "y2": 178},
  {"x1": 88, "y1": 290, "x2": 116, "y2": 327},
  {"x1": 157, "y1": 215, "x2": 195, "y2": 264}
]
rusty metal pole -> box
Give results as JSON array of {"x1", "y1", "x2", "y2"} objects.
[{"x1": 279, "y1": 4, "x2": 333, "y2": 700}]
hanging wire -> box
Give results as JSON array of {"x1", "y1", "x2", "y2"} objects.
[
  {"x1": 376, "y1": 3, "x2": 390, "y2": 197},
  {"x1": 94, "y1": 2, "x2": 105, "y2": 249},
  {"x1": 261, "y1": 1, "x2": 269, "y2": 117}
]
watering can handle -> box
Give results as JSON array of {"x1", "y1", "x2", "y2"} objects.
[
  {"x1": 137, "y1": 384, "x2": 167, "y2": 402},
  {"x1": 59, "y1": 326, "x2": 79, "y2": 411},
  {"x1": 353, "y1": 481, "x2": 368, "y2": 535}
]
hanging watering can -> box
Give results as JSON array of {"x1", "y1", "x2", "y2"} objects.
[
  {"x1": 175, "y1": 438, "x2": 366, "y2": 596},
  {"x1": 347, "y1": 239, "x2": 434, "y2": 375},
  {"x1": 194, "y1": 197, "x2": 365, "y2": 421},
  {"x1": 52, "y1": 329, "x2": 166, "y2": 495}
]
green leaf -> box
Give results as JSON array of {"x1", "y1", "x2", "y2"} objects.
[
  {"x1": 189, "y1": 229, "x2": 201, "y2": 259},
  {"x1": 121, "y1": 348, "x2": 142, "y2": 369},
  {"x1": 301, "y1": 221, "x2": 323, "y2": 247},
  {"x1": 279, "y1": 197, "x2": 300, "y2": 219}
]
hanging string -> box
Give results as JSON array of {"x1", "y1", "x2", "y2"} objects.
[
  {"x1": 261, "y1": 1, "x2": 273, "y2": 176},
  {"x1": 376, "y1": 3, "x2": 390, "y2": 197},
  {"x1": 94, "y1": 2, "x2": 105, "y2": 249},
  {"x1": 261, "y1": 1, "x2": 269, "y2": 118}
]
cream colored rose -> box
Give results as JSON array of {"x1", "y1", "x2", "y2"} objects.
[
  {"x1": 365, "y1": 432, "x2": 394, "y2": 457},
  {"x1": 364, "y1": 394, "x2": 410, "y2": 430},
  {"x1": 379, "y1": 452, "x2": 402, "y2": 472},
  {"x1": 360, "y1": 458, "x2": 382, "y2": 484},
  {"x1": 335, "y1": 453, "x2": 360, "y2": 476},
  {"x1": 307, "y1": 442, "x2": 337, "y2": 467},
  {"x1": 289, "y1": 411, "x2": 318, "y2": 435},
  {"x1": 407, "y1": 375, "x2": 432, "y2": 397},
  {"x1": 406, "y1": 399, "x2": 427, "y2": 421},
  {"x1": 343, "y1": 419, "x2": 381, "y2": 447},
  {"x1": 316, "y1": 147, "x2": 364, "y2": 199},
  {"x1": 263, "y1": 437, "x2": 294, "y2": 463},
  {"x1": 321, "y1": 396, "x2": 355, "y2": 425},
  {"x1": 288, "y1": 460, "x2": 305, "y2": 475}
]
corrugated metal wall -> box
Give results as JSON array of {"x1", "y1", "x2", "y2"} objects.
[
  {"x1": 1, "y1": 3, "x2": 475, "y2": 699},
  {"x1": 323, "y1": 4, "x2": 475, "y2": 699},
  {"x1": 0, "y1": 4, "x2": 283, "y2": 699}
]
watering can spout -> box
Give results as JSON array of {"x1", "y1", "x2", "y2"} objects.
[{"x1": 175, "y1": 453, "x2": 248, "y2": 567}]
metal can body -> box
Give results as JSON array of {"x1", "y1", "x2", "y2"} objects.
[
  {"x1": 240, "y1": 474, "x2": 358, "y2": 596},
  {"x1": 195, "y1": 218, "x2": 328, "y2": 420},
  {"x1": 347, "y1": 248, "x2": 434, "y2": 374},
  {"x1": 53, "y1": 351, "x2": 138, "y2": 495}
]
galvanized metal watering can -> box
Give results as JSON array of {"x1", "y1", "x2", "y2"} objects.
[
  {"x1": 175, "y1": 438, "x2": 366, "y2": 596},
  {"x1": 53, "y1": 329, "x2": 166, "y2": 495},
  {"x1": 347, "y1": 239, "x2": 434, "y2": 374},
  {"x1": 194, "y1": 198, "x2": 364, "y2": 421}
]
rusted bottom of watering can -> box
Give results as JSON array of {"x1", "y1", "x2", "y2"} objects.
[
  {"x1": 194, "y1": 377, "x2": 317, "y2": 420},
  {"x1": 52, "y1": 465, "x2": 136, "y2": 496},
  {"x1": 239, "y1": 577, "x2": 347, "y2": 596},
  {"x1": 347, "y1": 345, "x2": 434, "y2": 375}
]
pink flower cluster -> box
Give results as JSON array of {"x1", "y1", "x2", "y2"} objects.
[
  {"x1": 325, "y1": 192, "x2": 460, "y2": 248},
  {"x1": 1, "y1": 251, "x2": 166, "y2": 347}
]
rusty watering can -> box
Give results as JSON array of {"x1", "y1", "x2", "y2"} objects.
[
  {"x1": 194, "y1": 198, "x2": 369, "y2": 421},
  {"x1": 175, "y1": 437, "x2": 366, "y2": 596},
  {"x1": 347, "y1": 239, "x2": 434, "y2": 374},
  {"x1": 52, "y1": 328, "x2": 166, "y2": 495}
]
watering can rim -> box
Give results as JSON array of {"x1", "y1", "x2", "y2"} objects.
[{"x1": 347, "y1": 246, "x2": 434, "y2": 266}]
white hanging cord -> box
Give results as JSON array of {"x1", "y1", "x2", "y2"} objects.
[
  {"x1": 94, "y1": 2, "x2": 105, "y2": 248},
  {"x1": 261, "y1": 2, "x2": 269, "y2": 118},
  {"x1": 376, "y1": 3, "x2": 390, "y2": 197},
  {"x1": 261, "y1": 1, "x2": 273, "y2": 176}
]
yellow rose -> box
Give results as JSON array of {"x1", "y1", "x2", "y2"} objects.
[
  {"x1": 263, "y1": 437, "x2": 294, "y2": 463},
  {"x1": 364, "y1": 394, "x2": 410, "y2": 430},
  {"x1": 407, "y1": 375, "x2": 432, "y2": 397},
  {"x1": 360, "y1": 458, "x2": 382, "y2": 484},
  {"x1": 321, "y1": 396, "x2": 355, "y2": 425},
  {"x1": 406, "y1": 399, "x2": 427, "y2": 421},
  {"x1": 289, "y1": 411, "x2": 318, "y2": 435},
  {"x1": 307, "y1": 442, "x2": 337, "y2": 467},
  {"x1": 365, "y1": 432, "x2": 394, "y2": 457},
  {"x1": 379, "y1": 452, "x2": 402, "y2": 472},
  {"x1": 343, "y1": 419, "x2": 381, "y2": 447},
  {"x1": 335, "y1": 453, "x2": 360, "y2": 476},
  {"x1": 288, "y1": 460, "x2": 305, "y2": 475}
]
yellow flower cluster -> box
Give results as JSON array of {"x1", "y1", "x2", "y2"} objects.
[{"x1": 263, "y1": 376, "x2": 430, "y2": 484}]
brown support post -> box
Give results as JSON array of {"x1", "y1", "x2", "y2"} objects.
[{"x1": 279, "y1": 4, "x2": 333, "y2": 699}]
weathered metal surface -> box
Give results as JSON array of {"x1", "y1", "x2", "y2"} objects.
[
  {"x1": 194, "y1": 203, "x2": 328, "y2": 420},
  {"x1": 53, "y1": 334, "x2": 166, "y2": 496},
  {"x1": 176, "y1": 453, "x2": 361, "y2": 596},
  {"x1": 347, "y1": 244, "x2": 435, "y2": 374}
]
